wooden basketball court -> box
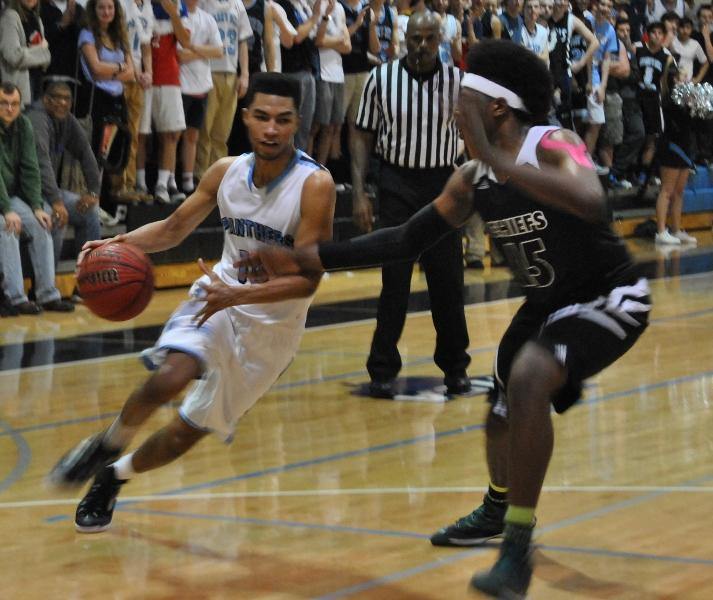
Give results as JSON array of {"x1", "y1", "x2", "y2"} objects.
[{"x1": 1, "y1": 235, "x2": 712, "y2": 599}]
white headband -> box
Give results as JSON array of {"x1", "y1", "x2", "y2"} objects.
[{"x1": 461, "y1": 73, "x2": 529, "y2": 113}]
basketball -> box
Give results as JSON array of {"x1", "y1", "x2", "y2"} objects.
[{"x1": 77, "y1": 243, "x2": 155, "y2": 321}]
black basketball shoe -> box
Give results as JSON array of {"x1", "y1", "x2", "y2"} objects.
[
  {"x1": 48, "y1": 433, "x2": 121, "y2": 489},
  {"x1": 469, "y1": 522, "x2": 534, "y2": 598},
  {"x1": 430, "y1": 495, "x2": 506, "y2": 546},
  {"x1": 75, "y1": 466, "x2": 127, "y2": 533}
]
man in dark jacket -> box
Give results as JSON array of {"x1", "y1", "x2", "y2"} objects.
[{"x1": 27, "y1": 79, "x2": 101, "y2": 265}]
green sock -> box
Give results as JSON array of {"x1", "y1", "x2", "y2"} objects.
[{"x1": 505, "y1": 505, "x2": 535, "y2": 527}]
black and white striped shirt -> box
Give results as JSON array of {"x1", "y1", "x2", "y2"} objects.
[{"x1": 355, "y1": 58, "x2": 462, "y2": 169}]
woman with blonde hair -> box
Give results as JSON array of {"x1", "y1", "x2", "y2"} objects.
[{"x1": 0, "y1": 0, "x2": 51, "y2": 106}]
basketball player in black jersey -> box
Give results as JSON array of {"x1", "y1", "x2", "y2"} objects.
[{"x1": 235, "y1": 40, "x2": 652, "y2": 598}]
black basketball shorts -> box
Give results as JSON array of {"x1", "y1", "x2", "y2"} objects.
[{"x1": 489, "y1": 278, "x2": 651, "y2": 415}]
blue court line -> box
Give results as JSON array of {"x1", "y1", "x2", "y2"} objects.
[{"x1": 0, "y1": 419, "x2": 31, "y2": 495}]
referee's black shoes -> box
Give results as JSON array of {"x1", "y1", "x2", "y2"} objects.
[
  {"x1": 445, "y1": 372, "x2": 472, "y2": 396},
  {"x1": 368, "y1": 379, "x2": 395, "y2": 399}
]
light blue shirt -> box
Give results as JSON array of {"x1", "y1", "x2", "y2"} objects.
[{"x1": 78, "y1": 29, "x2": 125, "y2": 97}]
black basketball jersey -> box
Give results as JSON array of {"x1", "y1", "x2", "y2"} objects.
[
  {"x1": 341, "y1": 0, "x2": 371, "y2": 74},
  {"x1": 469, "y1": 128, "x2": 639, "y2": 311},
  {"x1": 549, "y1": 12, "x2": 573, "y2": 85},
  {"x1": 245, "y1": 0, "x2": 266, "y2": 75},
  {"x1": 635, "y1": 43, "x2": 669, "y2": 94}
]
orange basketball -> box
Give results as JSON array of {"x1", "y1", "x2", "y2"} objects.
[{"x1": 77, "y1": 243, "x2": 154, "y2": 321}]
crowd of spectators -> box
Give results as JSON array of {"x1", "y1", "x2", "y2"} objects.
[{"x1": 0, "y1": 0, "x2": 709, "y2": 314}]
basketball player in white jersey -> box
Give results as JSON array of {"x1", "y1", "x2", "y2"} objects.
[{"x1": 48, "y1": 72, "x2": 336, "y2": 533}]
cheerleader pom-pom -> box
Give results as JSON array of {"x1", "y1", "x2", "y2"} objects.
[{"x1": 672, "y1": 82, "x2": 713, "y2": 119}]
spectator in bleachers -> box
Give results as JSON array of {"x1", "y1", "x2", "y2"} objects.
[
  {"x1": 77, "y1": 0, "x2": 135, "y2": 180},
  {"x1": 41, "y1": 0, "x2": 85, "y2": 79},
  {"x1": 520, "y1": 0, "x2": 549, "y2": 63},
  {"x1": 310, "y1": 0, "x2": 351, "y2": 165},
  {"x1": 499, "y1": 0, "x2": 524, "y2": 42},
  {"x1": 135, "y1": 0, "x2": 190, "y2": 204},
  {"x1": 369, "y1": 0, "x2": 399, "y2": 63},
  {"x1": 432, "y1": 0, "x2": 462, "y2": 66},
  {"x1": 479, "y1": 0, "x2": 502, "y2": 39},
  {"x1": 570, "y1": 0, "x2": 595, "y2": 134},
  {"x1": 672, "y1": 16, "x2": 707, "y2": 82},
  {"x1": 27, "y1": 79, "x2": 101, "y2": 266},
  {"x1": 266, "y1": 0, "x2": 297, "y2": 72},
  {"x1": 584, "y1": 0, "x2": 618, "y2": 174},
  {"x1": 0, "y1": 0, "x2": 52, "y2": 107},
  {"x1": 115, "y1": 0, "x2": 154, "y2": 202},
  {"x1": 195, "y1": 0, "x2": 251, "y2": 177},
  {"x1": 611, "y1": 17, "x2": 645, "y2": 185},
  {"x1": 635, "y1": 21, "x2": 672, "y2": 184},
  {"x1": 660, "y1": 10, "x2": 679, "y2": 48},
  {"x1": 177, "y1": 0, "x2": 223, "y2": 194},
  {"x1": 691, "y1": 4, "x2": 713, "y2": 165},
  {"x1": 598, "y1": 11, "x2": 630, "y2": 187},
  {"x1": 549, "y1": 0, "x2": 598, "y2": 129},
  {"x1": 341, "y1": 0, "x2": 374, "y2": 186},
  {"x1": 655, "y1": 65, "x2": 698, "y2": 245},
  {"x1": 539, "y1": 0, "x2": 552, "y2": 26},
  {"x1": 226, "y1": 0, "x2": 275, "y2": 155},
  {"x1": 614, "y1": 0, "x2": 645, "y2": 42},
  {"x1": 649, "y1": 0, "x2": 684, "y2": 22},
  {"x1": 276, "y1": 0, "x2": 322, "y2": 150},
  {"x1": 0, "y1": 82, "x2": 74, "y2": 313}
]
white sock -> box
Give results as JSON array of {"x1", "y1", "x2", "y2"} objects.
[
  {"x1": 168, "y1": 172, "x2": 177, "y2": 189},
  {"x1": 136, "y1": 169, "x2": 146, "y2": 189},
  {"x1": 182, "y1": 172, "x2": 194, "y2": 192},
  {"x1": 103, "y1": 417, "x2": 138, "y2": 451},
  {"x1": 111, "y1": 453, "x2": 136, "y2": 481},
  {"x1": 157, "y1": 169, "x2": 170, "y2": 188}
]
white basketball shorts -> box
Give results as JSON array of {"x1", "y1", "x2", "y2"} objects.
[{"x1": 141, "y1": 299, "x2": 304, "y2": 442}]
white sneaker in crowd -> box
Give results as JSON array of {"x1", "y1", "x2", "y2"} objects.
[
  {"x1": 154, "y1": 184, "x2": 171, "y2": 204},
  {"x1": 672, "y1": 230, "x2": 698, "y2": 245},
  {"x1": 655, "y1": 229, "x2": 682, "y2": 245}
]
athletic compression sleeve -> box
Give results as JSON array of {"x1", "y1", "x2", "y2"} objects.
[{"x1": 317, "y1": 203, "x2": 456, "y2": 271}]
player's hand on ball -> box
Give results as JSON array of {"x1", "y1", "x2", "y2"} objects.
[
  {"x1": 77, "y1": 234, "x2": 127, "y2": 269},
  {"x1": 194, "y1": 259, "x2": 240, "y2": 327}
]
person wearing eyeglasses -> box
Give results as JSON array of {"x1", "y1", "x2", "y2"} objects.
[
  {"x1": 27, "y1": 80, "x2": 102, "y2": 278},
  {"x1": 0, "y1": 82, "x2": 75, "y2": 314}
]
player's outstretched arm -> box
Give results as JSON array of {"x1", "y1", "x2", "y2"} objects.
[
  {"x1": 237, "y1": 164, "x2": 476, "y2": 278},
  {"x1": 77, "y1": 158, "x2": 233, "y2": 266},
  {"x1": 194, "y1": 169, "x2": 337, "y2": 326}
]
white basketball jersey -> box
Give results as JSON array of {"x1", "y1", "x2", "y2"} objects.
[{"x1": 190, "y1": 150, "x2": 323, "y2": 326}]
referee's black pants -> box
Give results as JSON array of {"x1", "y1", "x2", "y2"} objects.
[{"x1": 366, "y1": 162, "x2": 471, "y2": 383}]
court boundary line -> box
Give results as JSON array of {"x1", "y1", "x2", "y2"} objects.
[{"x1": 5, "y1": 484, "x2": 713, "y2": 510}]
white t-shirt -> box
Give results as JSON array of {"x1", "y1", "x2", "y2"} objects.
[
  {"x1": 672, "y1": 37, "x2": 707, "y2": 81},
  {"x1": 397, "y1": 13, "x2": 408, "y2": 59},
  {"x1": 264, "y1": 0, "x2": 295, "y2": 72},
  {"x1": 438, "y1": 12, "x2": 459, "y2": 67},
  {"x1": 200, "y1": 0, "x2": 253, "y2": 72},
  {"x1": 317, "y1": 1, "x2": 347, "y2": 83},
  {"x1": 520, "y1": 22, "x2": 549, "y2": 57},
  {"x1": 120, "y1": 0, "x2": 155, "y2": 70},
  {"x1": 180, "y1": 7, "x2": 223, "y2": 94}
]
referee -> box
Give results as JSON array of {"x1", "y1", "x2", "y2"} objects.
[{"x1": 352, "y1": 11, "x2": 471, "y2": 398}]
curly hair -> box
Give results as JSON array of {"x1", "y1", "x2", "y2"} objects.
[
  {"x1": 82, "y1": 0, "x2": 129, "y2": 55},
  {"x1": 465, "y1": 39, "x2": 553, "y2": 124}
]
